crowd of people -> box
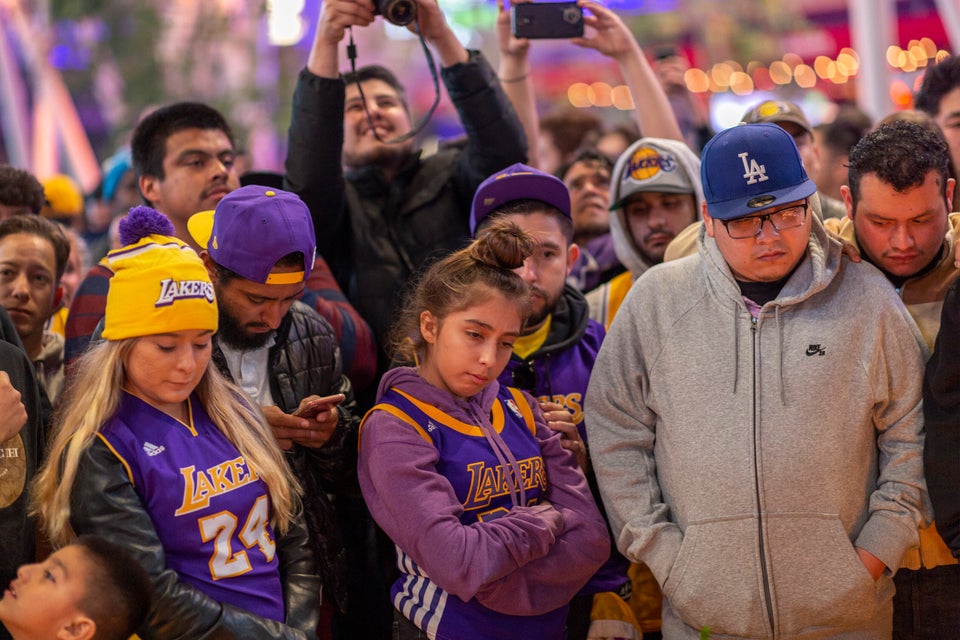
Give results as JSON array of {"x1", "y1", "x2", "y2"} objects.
[{"x1": 0, "y1": 0, "x2": 959, "y2": 638}]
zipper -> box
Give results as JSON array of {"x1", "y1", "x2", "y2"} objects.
[{"x1": 752, "y1": 316, "x2": 776, "y2": 635}]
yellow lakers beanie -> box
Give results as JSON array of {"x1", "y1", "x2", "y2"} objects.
[{"x1": 102, "y1": 206, "x2": 218, "y2": 340}]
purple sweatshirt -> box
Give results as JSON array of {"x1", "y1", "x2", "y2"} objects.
[{"x1": 358, "y1": 367, "x2": 608, "y2": 640}]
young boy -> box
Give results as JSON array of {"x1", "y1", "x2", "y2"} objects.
[{"x1": 0, "y1": 536, "x2": 152, "y2": 640}]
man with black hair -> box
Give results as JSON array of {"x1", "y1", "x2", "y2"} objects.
[
  {"x1": 470, "y1": 163, "x2": 638, "y2": 640},
  {"x1": 0, "y1": 216, "x2": 71, "y2": 403},
  {"x1": 915, "y1": 54, "x2": 960, "y2": 176},
  {"x1": 64, "y1": 102, "x2": 376, "y2": 392},
  {"x1": 188, "y1": 185, "x2": 358, "y2": 640},
  {"x1": 559, "y1": 150, "x2": 626, "y2": 292},
  {"x1": 284, "y1": 0, "x2": 526, "y2": 378},
  {"x1": 0, "y1": 167, "x2": 45, "y2": 221},
  {"x1": 829, "y1": 118, "x2": 960, "y2": 640}
]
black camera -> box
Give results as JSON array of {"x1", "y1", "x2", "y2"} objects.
[
  {"x1": 511, "y1": 2, "x2": 584, "y2": 40},
  {"x1": 376, "y1": 0, "x2": 417, "y2": 26}
]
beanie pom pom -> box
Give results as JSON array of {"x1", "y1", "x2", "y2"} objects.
[{"x1": 119, "y1": 206, "x2": 176, "y2": 245}]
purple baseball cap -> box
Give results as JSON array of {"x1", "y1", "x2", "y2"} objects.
[
  {"x1": 188, "y1": 185, "x2": 316, "y2": 284},
  {"x1": 469, "y1": 163, "x2": 571, "y2": 234},
  {"x1": 700, "y1": 123, "x2": 816, "y2": 220}
]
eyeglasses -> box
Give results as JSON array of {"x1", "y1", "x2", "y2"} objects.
[
  {"x1": 720, "y1": 203, "x2": 808, "y2": 239},
  {"x1": 511, "y1": 361, "x2": 537, "y2": 391}
]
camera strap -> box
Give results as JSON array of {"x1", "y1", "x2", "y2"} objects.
[{"x1": 346, "y1": 21, "x2": 441, "y2": 145}]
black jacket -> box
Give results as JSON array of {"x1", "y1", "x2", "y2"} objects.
[
  {"x1": 923, "y1": 276, "x2": 960, "y2": 559},
  {"x1": 213, "y1": 301, "x2": 358, "y2": 612},
  {"x1": 71, "y1": 434, "x2": 319, "y2": 639},
  {"x1": 284, "y1": 51, "x2": 527, "y2": 358}
]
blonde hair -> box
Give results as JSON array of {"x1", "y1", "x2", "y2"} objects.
[{"x1": 33, "y1": 338, "x2": 301, "y2": 547}]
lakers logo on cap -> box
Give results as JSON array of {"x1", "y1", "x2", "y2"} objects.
[
  {"x1": 628, "y1": 146, "x2": 677, "y2": 182},
  {"x1": 757, "y1": 100, "x2": 787, "y2": 118}
]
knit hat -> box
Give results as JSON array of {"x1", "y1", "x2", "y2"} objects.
[
  {"x1": 741, "y1": 99, "x2": 813, "y2": 137},
  {"x1": 188, "y1": 185, "x2": 315, "y2": 285},
  {"x1": 102, "y1": 207, "x2": 218, "y2": 340},
  {"x1": 609, "y1": 139, "x2": 697, "y2": 210},
  {"x1": 470, "y1": 163, "x2": 571, "y2": 234},
  {"x1": 701, "y1": 123, "x2": 817, "y2": 220}
]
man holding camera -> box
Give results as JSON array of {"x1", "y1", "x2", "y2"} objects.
[{"x1": 284, "y1": 0, "x2": 526, "y2": 381}]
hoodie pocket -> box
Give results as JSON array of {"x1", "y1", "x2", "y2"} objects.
[
  {"x1": 661, "y1": 517, "x2": 770, "y2": 637},
  {"x1": 765, "y1": 514, "x2": 880, "y2": 634}
]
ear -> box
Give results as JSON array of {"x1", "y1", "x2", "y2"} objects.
[
  {"x1": 565, "y1": 242, "x2": 580, "y2": 275},
  {"x1": 840, "y1": 185, "x2": 855, "y2": 221},
  {"x1": 139, "y1": 174, "x2": 160, "y2": 209},
  {"x1": 201, "y1": 252, "x2": 218, "y2": 282},
  {"x1": 420, "y1": 311, "x2": 438, "y2": 345},
  {"x1": 53, "y1": 285, "x2": 64, "y2": 309},
  {"x1": 702, "y1": 203, "x2": 716, "y2": 238},
  {"x1": 946, "y1": 178, "x2": 956, "y2": 211},
  {"x1": 56, "y1": 616, "x2": 95, "y2": 640}
]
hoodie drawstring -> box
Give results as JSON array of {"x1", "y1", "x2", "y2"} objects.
[
  {"x1": 476, "y1": 409, "x2": 527, "y2": 508},
  {"x1": 775, "y1": 305, "x2": 786, "y2": 405},
  {"x1": 733, "y1": 301, "x2": 740, "y2": 395}
]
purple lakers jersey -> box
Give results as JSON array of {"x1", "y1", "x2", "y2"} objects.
[
  {"x1": 99, "y1": 392, "x2": 284, "y2": 621},
  {"x1": 368, "y1": 385, "x2": 565, "y2": 640}
]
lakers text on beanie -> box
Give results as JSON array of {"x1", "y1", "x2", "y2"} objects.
[{"x1": 102, "y1": 206, "x2": 218, "y2": 340}]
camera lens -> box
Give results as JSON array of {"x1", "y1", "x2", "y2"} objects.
[
  {"x1": 377, "y1": 0, "x2": 417, "y2": 26},
  {"x1": 563, "y1": 7, "x2": 581, "y2": 24}
]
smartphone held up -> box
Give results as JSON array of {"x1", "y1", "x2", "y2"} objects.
[{"x1": 511, "y1": 2, "x2": 584, "y2": 39}]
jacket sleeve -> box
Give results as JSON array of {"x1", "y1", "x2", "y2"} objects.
[
  {"x1": 284, "y1": 71, "x2": 348, "y2": 277},
  {"x1": 584, "y1": 298, "x2": 684, "y2": 587},
  {"x1": 358, "y1": 410, "x2": 566, "y2": 605},
  {"x1": 853, "y1": 295, "x2": 932, "y2": 572},
  {"x1": 297, "y1": 372, "x2": 360, "y2": 494},
  {"x1": 443, "y1": 50, "x2": 527, "y2": 199},
  {"x1": 70, "y1": 439, "x2": 313, "y2": 640},
  {"x1": 923, "y1": 278, "x2": 960, "y2": 559},
  {"x1": 473, "y1": 396, "x2": 610, "y2": 615},
  {"x1": 275, "y1": 505, "x2": 323, "y2": 634}
]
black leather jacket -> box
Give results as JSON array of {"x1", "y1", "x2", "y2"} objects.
[
  {"x1": 71, "y1": 438, "x2": 319, "y2": 639},
  {"x1": 213, "y1": 301, "x2": 358, "y2": 612}
]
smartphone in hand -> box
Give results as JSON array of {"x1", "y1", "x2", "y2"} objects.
[
  {"x1": 294, "y1": 394, "x2": 346, "y2": 419},
  {"x1": 512, "y1": 2, "x2": 584, "y2": 39}
]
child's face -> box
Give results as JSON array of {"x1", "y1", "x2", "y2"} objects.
[
  {"x1": 418, "y1": 290, "x2": 523, "y2": 399},
  {"x1": 0, "y1": 546, "x2": 93, "y2": 640}
]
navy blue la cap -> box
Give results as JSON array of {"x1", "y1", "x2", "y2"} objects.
[
  {"x1": 470, "y1": 163, "x2": 571, "y2": 234},
  {"x1": 701, "y1": 122, "x2": 816, "y2": 221}
]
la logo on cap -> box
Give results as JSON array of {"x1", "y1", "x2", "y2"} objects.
[{"x1": 739, "y1": 152, "x2": 768, "y2": 185}]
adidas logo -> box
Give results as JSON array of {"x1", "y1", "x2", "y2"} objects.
[{"x1": 143, "y1": 442, "x2": 166, "y2": 457}]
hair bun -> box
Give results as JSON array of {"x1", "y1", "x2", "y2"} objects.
[
  {"x1": 118, "y1": 206, "x2": 176, "y2": 246},
  {"x1": 471, "y1": 219, "x2": 535, "y2": 270}
]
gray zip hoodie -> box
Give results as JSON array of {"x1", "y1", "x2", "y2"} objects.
[{"x1": 585, "y1": 216, "x2": 931, "y2": 639}]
